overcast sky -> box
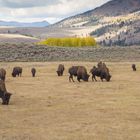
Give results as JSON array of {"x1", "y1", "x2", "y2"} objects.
[{"x1": 0, "y1": 0, "x2": 110, "y2": 23}]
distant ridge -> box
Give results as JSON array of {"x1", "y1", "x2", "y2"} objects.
[{"x1": 0, "y1": 20, "x2": 50, "y2": 27}]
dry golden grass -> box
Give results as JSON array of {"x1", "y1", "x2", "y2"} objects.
[{"x1": 0, "y1": 62, "x2": 140, "y2": 140}]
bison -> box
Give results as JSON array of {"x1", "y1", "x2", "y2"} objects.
[
  {"x1": 0, "y1": 80, "x2": 12, "y2": 105},
  {"x1": 132, "y1": 64, "x2": 136, "y2": 71},
  {"x1": 12, "y1": 67, "x2": 22, "y2": 77},
  {"x1": 31, "y1": 68, "x2": 36, "y2": 77},
  {"x1": 77, "y1": 66, "x2": 90, "y2": 82},
  {"x1": 69, "y1": 66, "x2": 90, "y2": 82},
  {"x1": 0, "y1": 68, "x2": 6, "y2": 81},
  {"x1": 90, "y1": 64, "x2": 111, "y2": 82},
  {"x1": 56, "y1": 64, "x2": 65, "y2": 76}
]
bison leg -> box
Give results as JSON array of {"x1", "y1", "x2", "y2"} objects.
[
  {"x1": 92, "y1": 75, "x2": 94, "y2": 81},
  {"x1": 100, "y1": 78, "x2": 103, "y2": 82},
  {"x1": 61, "y1": 71, "x2": 63, "y2": 76},
  {"x1": 93, "y1": 75, "x2": 97, "y2": 81},
  {"x1": 69, "y1": 75, "x2": 74, "y2": 82},
  {"x1": 77, "y1": 77, "x2": 81, "y2": 82}
]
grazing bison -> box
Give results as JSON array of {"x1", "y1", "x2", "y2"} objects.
[
  {"x1": 77, "y1": 66, "x2": 90, "y2": 82},
  {"x1": 132, "y1": 64, "x2": 136, "y2": 71},
  {"x1": 0, "y1": 80, "x2": 12, "y2": 105},
  {"x1": 56, "y1": 64, "x2": 65, "y2": 76},
  {"x1": 69, "y1": 66, "x2": 90, "y2": 82},
  {"x1": 90, "y1": 65, "x2": 111, "y2": 82},
  {"x1": 31, "y1": 68, "x2": 36, "y2": 77},
  {"x1": 12, "y1": 67, "x2": 22, "y2": 77},
  {"x1": 0, "y1": 68, "x2": 6, "y2": 81}
]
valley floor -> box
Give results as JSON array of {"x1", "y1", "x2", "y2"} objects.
[{"x1": 0, "y1": 62, "x2": 140, "y2": 140}]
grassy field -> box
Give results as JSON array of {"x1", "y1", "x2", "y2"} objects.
[{"x1": 0, "y1": 62, "x2": 140, "y2": 140}]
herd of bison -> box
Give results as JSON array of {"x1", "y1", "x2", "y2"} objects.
[{"x1": 0, "y1": 62, "x2": 137, "y2": 105}]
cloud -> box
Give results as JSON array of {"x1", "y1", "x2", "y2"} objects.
[
  {"x1": 0, "y1": 0, "x2": 110, "y2": 23},
  {"x1": 0, "y1": 0, "x2": 60, "y2": 8}
]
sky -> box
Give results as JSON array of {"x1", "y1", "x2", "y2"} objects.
[{"x1": 0, "y1": 0, "x2": 110, "y2": 24}]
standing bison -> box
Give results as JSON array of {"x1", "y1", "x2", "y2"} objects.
[
  {"x1": 90, "y1": 62, "x2": 111, "y2": 82},
  {"x1": 31, "y1": 68, "x2": 36, "y2": 77},
  {"x1": 56, "y1": 64, "x2": 65, "y2": 76},
  {"x1": 12, "y1": 67, "x2": 22, "y2": 77},
  {"x1": 132, "y1": 64, "x2": 136, "y2": 71},
  {"x1": 0, "y1": 80, "x2": 12, "y2": 105},
  {"x1": 0, "y1": 68, "x2": 6, "y2": 81},
  {"x1": 69, "y1": 66, "x2": 90, "y2": 82}
]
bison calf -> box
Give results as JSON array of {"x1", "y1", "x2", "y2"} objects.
[{"x1": 31, "y1": 68, "x2": 36, "y2": 77}]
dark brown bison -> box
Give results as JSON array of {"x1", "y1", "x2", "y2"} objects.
[
  {"x1": 56, "y1": 64, "x2": 65, "y2": 76},
  {"x1": 90, "y1": 64, "x2": 111, "y2": 82},
  {"x1": 0, "y1": 80, "x2": 12, "y2": 105},
  {"x1": 0, "y1": 68, "x2": 6, "y2": 81},
  {"x1": 69, "y1": 66, "x2": 90, "y2": 82},
  {"x1": 12, "y1": 67, "x2": 22, "y2": 77},
  {"x1": 31, "y1": 68, "x2": 36, "y2": 77},
  {"x1": 77, "y1": 66, "x2": 90, "y2": 82},
  {"x1": 132, "y1": 64, "x2": 136, "y2": 71}
]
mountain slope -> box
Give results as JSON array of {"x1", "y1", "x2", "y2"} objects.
[
  {"x1": 54, "y1": 0, "x2": 140, "y2": 27},
  {"x1": 52, "y1": 0, "x2": 140, "y2": 46}
]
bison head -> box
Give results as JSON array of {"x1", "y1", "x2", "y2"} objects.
[
  {"x1": 56, "y1": 71, "x2": 61, "y2": 76},
  {"x1": 106, "y1": 74, "x2": 111, "y2": 82},
  {"x1": 2, "y1": 92, "x2": 12, "y2": 105},
  {"x1": 83, "y1": 74, "x2": 90, "y2": 82},
  {"x1": 12, "y1": 73, "x2": 16, "y2": 77}
]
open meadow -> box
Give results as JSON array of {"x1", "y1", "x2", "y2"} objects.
[{"x1": 0, "y1": 62, "x2": 140, "y2": 140}]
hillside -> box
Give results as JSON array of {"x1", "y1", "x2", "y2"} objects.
[
  {"x1": 54, "y1": 0, "x2": 140, "y2": 27},
  {"x1": 52, "y1": 0, "x2": 140, "y2": 46}
]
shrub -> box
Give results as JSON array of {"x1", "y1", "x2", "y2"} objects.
[{"x1": 37, "y1": 37, "x2": 96, "y2": 47}]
